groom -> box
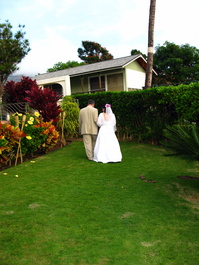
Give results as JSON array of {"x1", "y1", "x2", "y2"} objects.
[{"x1": 79, "y1": 99, "x2": 98, "y2": 160}]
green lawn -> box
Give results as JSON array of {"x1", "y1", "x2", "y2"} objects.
[{"x1": 0, "y1": 141, "x2": 199, "y2": 265}]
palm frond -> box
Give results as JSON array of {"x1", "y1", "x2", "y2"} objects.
[{"x1": 162, "y1": 124, "x2": 199, "y2": 159}]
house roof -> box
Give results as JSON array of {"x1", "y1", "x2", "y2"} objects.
[{"x1": 35, "y1": 54, "x2": 146, "y2": 81}]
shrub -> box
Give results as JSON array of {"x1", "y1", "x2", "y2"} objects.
[{"x1": 59, "y1": 96, "x2": 79, "y2": 138}]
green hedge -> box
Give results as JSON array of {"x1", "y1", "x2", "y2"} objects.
[{"x1": 73, "y1": 83, "x2": 199, "y2": 144}]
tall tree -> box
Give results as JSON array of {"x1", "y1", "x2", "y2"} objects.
[
  {"x1": 145, "y1": 0, "x2": 156, "y2": 89},
  {"x1": 77, "y1": 41, "x2": 113, "y2": 64},
  {"x1": 153, "y1": 41, "x2": 199, "y2": 85},
  {"x1": 47, "y1": 60, "x2": 85, "y2": 72},
  {"x1": 0, "y1": 20, "x2": 30, "y2": 98}
]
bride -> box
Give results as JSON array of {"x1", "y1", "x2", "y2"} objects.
[{"x1": 93, "y1": 104, "x2": 122, "y2": 163}]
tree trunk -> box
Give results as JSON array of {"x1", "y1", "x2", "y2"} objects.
[{"x1": 145, "y1": 0, "x2": 156, "y2": 89}]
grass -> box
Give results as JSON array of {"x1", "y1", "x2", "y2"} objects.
[{"x1": 0, "y1": 141, "x2": 199, "y2": 265}]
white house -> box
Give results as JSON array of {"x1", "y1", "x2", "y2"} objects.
[{"x1": 34, "y1": 55, "x2": 152, "y2": 96}]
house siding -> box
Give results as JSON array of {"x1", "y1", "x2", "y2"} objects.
[
  {"x1": 70, "y1": 69, "x2": 124, "y2": 94},
  {"x1": 107, "y1": 73, "x2": 123, "y2": 91},
  {"x1": 126, "y1": 61, "x2": 145, "y2": 90}
]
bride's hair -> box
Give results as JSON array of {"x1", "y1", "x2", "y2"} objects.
[{"x1": 102, "y1": 104, "x2": 112, "y2": 113}]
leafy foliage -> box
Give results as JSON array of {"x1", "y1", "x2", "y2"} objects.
[
  {"x1": 73, "y1": 83, "x2": 199, "y2": 144},
  {"x1": 10, "y1": 112, "x2": 59, "y2": 155},
  {"x1": 153, "y1": 41, "x2": 199, "y2": 85},
  {"x1": 4, "y1": 76, "x2": 38, "y2": 103},
  {"x1": 58, "y1": 96, "x2": 79, "y2": 138},
  {"x1": 3, "y1": 76, "x2": 62, "y2": 125},
  {"x1": 162, "y1": 124, "x2": 199, "y2": 159},
  {"x1": 77, "y1": 41, "x2": 113, "y2": 64},
  {"x1": 0, "y1": 20, "x2": 30, "y2": 97},
  {"x1": 34, "y1": 121, "x2": 59, "y2": 153},
  {"x1": 10, "y1": 112, "x2": 47, "y2": 155},
  {"x1": 25, "y1": 85, "x2": 62, "y2": 125},
  {"x1": 158, "y1": 82, "x2": 199, "y2": 124},
  {"x1": 47, "y1": 60, "x2": 85, "y2": 72},
  {"x1": 131, "y1": 49, "x2": 147, "y2": 59},
  {"x1": 0, "y1": 122, "x2": 25, "y2": 166}
]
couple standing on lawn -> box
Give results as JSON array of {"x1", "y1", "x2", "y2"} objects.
[{"x1": 79, "y1": 99, "x2": 122, "y2": 163}]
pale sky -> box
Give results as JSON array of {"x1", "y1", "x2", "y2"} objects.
[{"x1": 1, "y1": 0, "x2": 199, "y2": 77}]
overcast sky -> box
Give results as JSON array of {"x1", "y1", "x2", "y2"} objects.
[{"x1": 1, "y1": 0, "x2": 199, "y2": 77}]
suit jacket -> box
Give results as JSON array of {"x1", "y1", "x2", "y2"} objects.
[{"x1": 79, "y1": 105, "x2": 98, "y2": 135}]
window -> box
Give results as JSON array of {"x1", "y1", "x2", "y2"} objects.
[
  {"x1": 44, "y1": 83, "x2": 63, "y2": 95},
  {"x1": 90, "y1": 76, "x2": 105, "y2": 92}
]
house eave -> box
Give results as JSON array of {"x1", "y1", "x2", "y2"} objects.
[{"x1": 70, "y1": 66, "x2": 123, "y2": 77}]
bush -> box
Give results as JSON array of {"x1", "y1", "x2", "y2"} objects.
[
  {"x1": 73, "y1": 83, "x2": 199, "y2": 144},
  {"x1": 58, "y1": 96, "x2": 79, "y2": 138}
]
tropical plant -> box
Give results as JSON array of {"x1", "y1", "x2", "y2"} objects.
[
  {"x1": 25, "y1": 86, "x2": 62, "y2": 125},
  {"x1": 0, "y1": 122, "x2": 25, "y2": 166},
  {"x1": 77, "y1": 41, "x2": 113, "y2": 64},
  {"x1": 162, "y1": 124, "x2": 199, "y2": 159},
  {"x1": 0, "y1": 20, "x2": 30, "y2": 98},
  {"x1": 10, "y1": 112, "x2": 46, "y2": 155},
  {"x1": 3, "y1": 76, "x2": 38, "y2": 104},
  {"x1": 10, "y1": 112, "x2": 59, "y2": 155},
  {"x1": 34, "y1": 121, "x2": 59, "y2": 153}
]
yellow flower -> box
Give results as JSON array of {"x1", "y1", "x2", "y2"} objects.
[
  {"x1": 3, "y1": 173, "x2": 8, "y2": 175},
  {"x1": 29, "y1": 117, "x2": 34, "y2": 121},
  {"x1": 15, "y1": 175, "x2": 19, "y2": 178},
  {"x1": 18, "y1": 113, "x2": 22, "y2": 116},
  {"x1": 28, "y1": 121, "x2": 33, "y2": 125},
  {"x1": 25, "y1": 124, "x2": 28, "y2": 127},
  {"x1": 26, "y1": 136, "x2": 32, "y2": 140},
  {"x1": 34, "y1": 112, "x2": 40, "y2": 117}
]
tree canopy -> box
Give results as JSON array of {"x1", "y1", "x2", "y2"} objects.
[
  {"x1": 47, "y1": 60, "x2": 85, "y2": 72},
  {"x1": 153, "y1": 41, "x2": 199, "y2": 85},
  {"x1": 77, "y1": 41, "x2": 113, "y2": 64},
  {"x1": 131, "y1": 49, "x2": 147, "y2": 59},
  {"x1": 0, "y1": 20, "x2": 30, "y2": 98}
]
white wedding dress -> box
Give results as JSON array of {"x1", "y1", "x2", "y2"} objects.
[{"x1": 93, "y1": 111, "x2": 122, "y2": 163}]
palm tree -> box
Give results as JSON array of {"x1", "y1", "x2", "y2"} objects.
[{"x1": 145, "y1": 0, "x2": 156, "y2": 89}]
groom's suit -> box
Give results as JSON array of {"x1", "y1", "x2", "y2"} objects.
[{"x1": 79, "y1": 105, "x2": 98, "y2": 160}]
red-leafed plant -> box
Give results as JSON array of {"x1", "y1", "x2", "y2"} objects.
[
  {"x1": 25, "y1": 86, "x2": 62, "y2": 125},
  {"x1": 4, "y1": 76, "x2": 38, "y2": 103}
]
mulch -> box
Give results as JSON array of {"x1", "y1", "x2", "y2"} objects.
[{"x1": 177, "y1": 176, "x2": 199, "y2": 180}]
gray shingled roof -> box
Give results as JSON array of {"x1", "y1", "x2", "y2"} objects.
[{"x1": 35, "y1": 55, "x2": 143, "y2": 81}]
